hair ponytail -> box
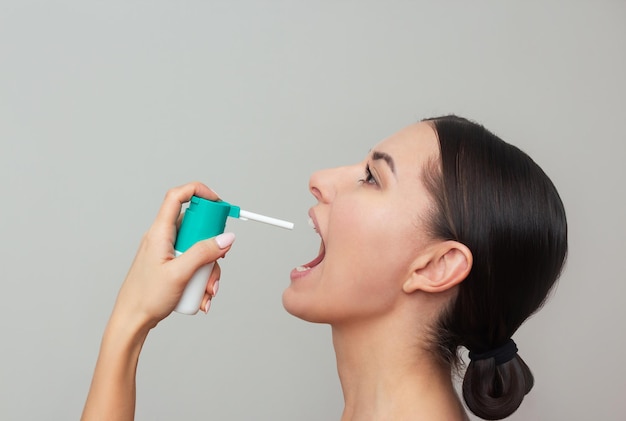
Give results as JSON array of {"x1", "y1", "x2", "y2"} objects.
[
  {"x1": 462, "y1": 355, "x2": 534, "y2": 420},
  {"x1": 422, "y1": 115, "x2": 567, "y2": 419}
]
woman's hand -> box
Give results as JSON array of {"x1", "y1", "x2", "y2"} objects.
[
  {"x1": 82, "y1": 182, "x2": 234, "y2": 421},
  {"x1": 112, "y1": 181, "x2": 236, "y2": 332}
]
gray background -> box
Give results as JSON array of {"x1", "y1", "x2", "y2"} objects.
[{"x1": 1, "y1": 1, "x2": 625, "y2": 420}]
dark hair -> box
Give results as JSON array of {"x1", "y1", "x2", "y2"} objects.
[{"x1": 422, "y1": 115, "x2": 568, "y2": 420}]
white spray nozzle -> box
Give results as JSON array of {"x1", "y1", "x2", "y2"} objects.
[{"x1": 238, "y1": 209, "x2": 294, "y2": 230}]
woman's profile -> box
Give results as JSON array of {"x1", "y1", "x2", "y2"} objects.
[{"x1": 82, "y1": 115, "x2": 568, "y2": 420}]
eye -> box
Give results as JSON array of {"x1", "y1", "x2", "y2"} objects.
[{"x1": 358, "y1": 164, "x2": 378, "y2": 186}]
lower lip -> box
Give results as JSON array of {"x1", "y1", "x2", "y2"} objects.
[{"x1": 289, "y1": 264, "x2": 318, "y2": 281}]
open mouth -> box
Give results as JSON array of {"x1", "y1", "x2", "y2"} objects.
[{"x1": 294, "y1": 213, "x2": 325, "y2": 273}]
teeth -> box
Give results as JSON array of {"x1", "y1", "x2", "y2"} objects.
[
  {"x1": 296, "y1": 266, "x2": 311, "y2": 272},
  {"x1": 308, "y1": 217, "x2": 318, "y2": 232}
]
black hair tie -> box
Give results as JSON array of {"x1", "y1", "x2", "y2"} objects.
[{"x1": 469, "y1": 339, "x2": 518, "y2": 365}]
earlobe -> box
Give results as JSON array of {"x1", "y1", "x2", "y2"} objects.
[{"x1": 403, "y1": 241, "x2": 473, "y2": 294}]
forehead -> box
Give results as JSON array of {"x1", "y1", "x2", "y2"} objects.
[{"x1": 372, "y1": 122, "x2": 440, "y2": 175}]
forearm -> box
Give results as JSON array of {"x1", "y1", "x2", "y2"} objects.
[{"x1": 81, "y1": 312, "x2": 150, "y2": 421}]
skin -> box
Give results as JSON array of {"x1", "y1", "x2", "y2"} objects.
[
  {"x1": 82, "y1": 123, "x2": 472, "y2": 420},
  {"x1": 283, "y1": 122, "x2": 472, "y2": 420},
  {"x1": 81, "y1": 182, "x2": 233, "y2": 421}
]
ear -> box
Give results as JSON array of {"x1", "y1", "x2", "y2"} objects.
[{"x1": 402, "y1": 241, "x2": 473, "y2": 294}]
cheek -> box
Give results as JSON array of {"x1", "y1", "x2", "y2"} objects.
[{"x1": 325, "y1": 205, "x2": 416, "y2": 297}]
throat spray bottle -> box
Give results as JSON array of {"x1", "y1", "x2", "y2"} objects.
[{"x1": 174, "y1": 196, "x2": 294, "y2": 315}]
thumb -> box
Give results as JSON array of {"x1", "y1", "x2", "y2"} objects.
[{"x1": 171, "y1": 232, "x2": 236, "y2": 282}]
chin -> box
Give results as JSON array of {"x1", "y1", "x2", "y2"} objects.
[{"x1": 281, "y1": 289, "x2": 328, "y2": 324}]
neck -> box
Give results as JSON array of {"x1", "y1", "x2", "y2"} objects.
[{"x1": 331, "y1": 314, "x2": 467, "y2": 421}]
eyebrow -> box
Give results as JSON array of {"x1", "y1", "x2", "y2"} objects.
[{"x1": 371, "y1": 150, "x2": 396, "y2": 174}]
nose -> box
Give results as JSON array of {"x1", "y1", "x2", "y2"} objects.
[{"x1": 309, "y1": 166, "x2": 357, "y2": 203}]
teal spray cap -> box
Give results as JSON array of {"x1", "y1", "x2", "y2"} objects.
[{"x1": 174, "y1": 196, "x2": 294, "y2": 253}]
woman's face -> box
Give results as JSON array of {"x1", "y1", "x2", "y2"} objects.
[{"x1": 282, "y1": 122, "x2": 441, "y2": 324}]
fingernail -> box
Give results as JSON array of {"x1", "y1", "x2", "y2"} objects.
[
  {"x1": 215, "y1": 232, "x2": 236, "y2": 249},
  {"x1": 212, "y1": 281, "x2": 220, "y2": 297},
  {"x1": 204, "y1": 299, "x2": 212, "y2": 313}
]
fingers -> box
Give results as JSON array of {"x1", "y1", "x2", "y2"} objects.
[
  {"x1": 153, "y1": 182, "x2": 220, "y2": 234},
  {"x1": 209, "y1": 262, "x2": 222, "y2": 296},
  {"x1": 200, "y1": 263, "x2": 222, "y2": 313},
  {"x1": 169, "y1": 232, "x2": 235, "y2": 285},
  {"x1": 201, "y1": 293, "x2": 212, "y2": 313}
]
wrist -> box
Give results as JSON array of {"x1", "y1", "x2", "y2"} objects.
[{"x1": 103, "y1": 306, "x2": 152, "y2": 352}]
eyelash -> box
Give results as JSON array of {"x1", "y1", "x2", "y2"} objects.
[{"x1": 358, "y1": 164, "x2": 378, "y2": 186}]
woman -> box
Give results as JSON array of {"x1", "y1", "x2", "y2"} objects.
[{"x1": 82, "y1": 115, "x2": 568, "y2": 420}]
